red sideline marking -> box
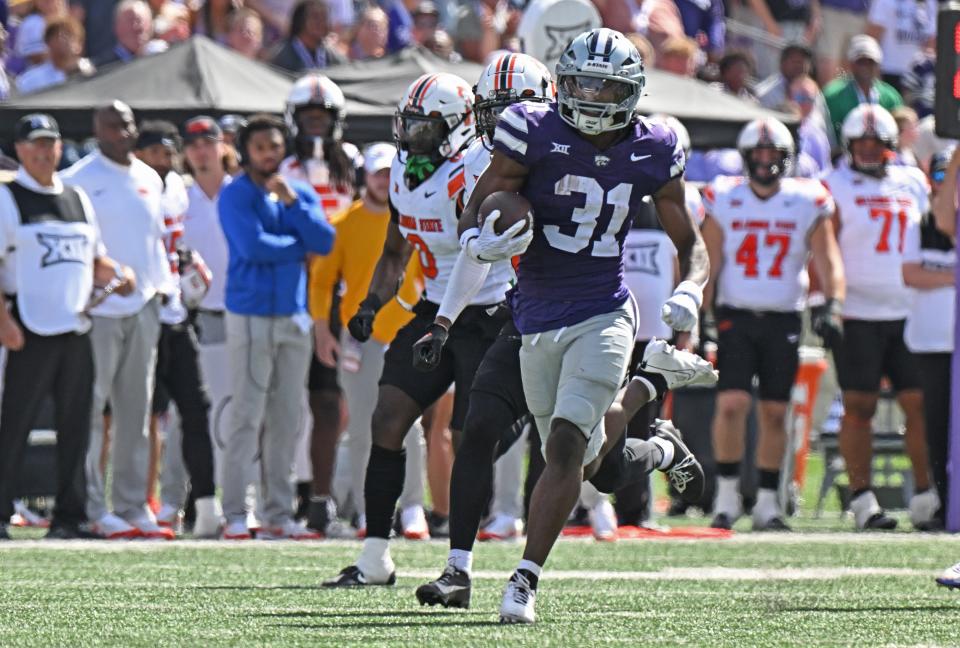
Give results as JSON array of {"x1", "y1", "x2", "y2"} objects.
[{"x1": 560, "y1": 525, "x2": 734, "y2": 540}]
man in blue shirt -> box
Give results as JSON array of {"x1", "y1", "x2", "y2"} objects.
[{"x1": 217, "y1": 113, "x2": 335, "y2": 540}]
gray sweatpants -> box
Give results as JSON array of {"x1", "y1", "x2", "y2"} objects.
[
  {"x1": 336, "y1": 334, "x2": 424, "y2": 520},
  {"x1": 220, "y1": 313, "x2": 312, "y2": 527},
  {"x1": 86, "y1": 299, "x2": 162, "y2": 521}
]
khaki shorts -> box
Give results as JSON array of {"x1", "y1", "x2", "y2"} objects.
[
  {"x1": 815, "y1": 6, "x2": 867, "y2": 61},
  {"x1": 519, "y1": 300, "x2": 636, "y2": 466}
]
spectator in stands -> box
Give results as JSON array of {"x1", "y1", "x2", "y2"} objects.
[
  {"x1": 656, "y1": 35, "x2": 698, "y2": 77},
  {"x1": 12, "y1": 13, "x2": 50, "y2": 75},
  {"x1": 423, "y1": 28, "x2": 457, "y2": 61},
  {"x1": 634, "y1": 0, "x2": 686, "y2": 51},
  {"x1": 901, "y1": 48, "x2": 935, "y2": 120},
  {"x1": 218, "y1": 114, "x2": 245, "y2": 176},
  {"x1": 788, "y1": 74, "x2": 832, "y2": 173},
  {"x1": 217, "y1": 114, "x2": 334, "y2": 540},
  {"x1": 226, "y1": 8, "x2": 263, "y2": 60},
  {"x1": 412, "y1": 1, "x2": 439, "y2": 46},
  {"x1": 0, "y1": 115, "x2": 136, "y2": 541},
  {"x1": 0, "y1": 25, "x2": 10, "y2": 100},
  {"x1": 454, "y1": 0, "x2": 505, "y2": 63},
  {"x1": 61, "y1": 101, "x2": 176, "y2": 540},
  {"x1": 152, "y1": 1, "x2": 191, "y2": 44},
  {"x1": 823, "y1": 35, "x2": 902, "y2": 147},
  {"x1": 16, "y1": 17, "x2": 94, "y2": 95},
  {"x1": 69, "y1": 0, "x2": 116, "y2": 63},
  {"x1": 892, "y1": 106, "x2": 920, "y2": 167},
  {"x1": 626, "y1": 32, "x2": 655, "y2": 68},
  {"x1": 715, "y1": 50, "x2": 757, "y2": 103},
  {"x1": 381, "y1": 0, "x2": 415, "y2": 53},
  {"x1": 744, "y1": 0, "x2": 821, "y2": 45},
  {"x1": 245, "y1": 0, "x2": 295, "y2": 45},
  {"x1": 865, "y1": 0, "x2": 935, "y2": 94},
  {"x1": 814, "y1": 0, "x2": 867, "y2": 85},
  {"x1": 904, "y1": 149, "x2": 957, "y2": 531},
  {"x1": 675, "y1": 0, "x2": 724, "y2": 59},
  {"x1": 756, "y1": 43, "x2": 813, "y2": 111},
  {"x1": 190, "y1": 0, "x2": 236, "y2": 44},
  {"x1": 93, "y1": 0, "x2": 167, "y2": 67},
  {"x1": 350, "y1": 6, "x2": 389, "y2": 60},
  {"x1": 269, "y1": 0, "x2": 345, "y2": 73}
]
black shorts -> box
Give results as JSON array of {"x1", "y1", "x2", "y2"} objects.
[
  {"x1": 308, "y1": 354, "x2": 340, "y2": 392},
  {"x1": 380, "y1": 300, "x2": 508, "y2": 430},
  {"x1": 470, "y1": 319, "x2": 528, "y2": 422},
  {"x1": 834, "y1": 319, "x2": 921, "y2": 392},
  {"x1": 715, "y1": 307, "x2": 801, "y2": 402}
]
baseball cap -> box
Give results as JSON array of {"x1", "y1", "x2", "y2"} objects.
[
  {"x1": 364, "y1": 142, "x2": 396, "y2": 174},
  {"x1": 218, "y1": 114, "x2": 247, "y2": 134},
  {"x1": 15, "y1": 113, "x2": 61, "y2": 141},
  {"x1": 847, "y1": 35, "x2": 882, "y2": 64},
  {"x1": 183, "y1": 116, "x2": 223, "y2": 143}
]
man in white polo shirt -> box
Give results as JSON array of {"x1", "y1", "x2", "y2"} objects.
[
  {"x1": 0, "y1": 114, "x2": 135, "y2": 540},
  {"x1": 61, "y1": 100, "x2": 177, "y2": 540}
]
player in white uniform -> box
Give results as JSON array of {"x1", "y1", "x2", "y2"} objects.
[
  {"x1": 323, "y1": 72, "x2": 516, "y2": 587},
  {"x1": 279, "y1": 73, "x2": 363, "y2": 535},
  {"x1": 702, "y1": 118, "x2": 845, "y2": 531},
  {"x1": 825, "y1": 104, "x2": 934, "y2": 531}
]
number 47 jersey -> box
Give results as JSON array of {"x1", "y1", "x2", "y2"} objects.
[
  {"x1": 492, "y1": 102, "x2": 685, "y2": 334},
  {"x1": 703, "y1": 175, "x2": 834, "y2": 313}
]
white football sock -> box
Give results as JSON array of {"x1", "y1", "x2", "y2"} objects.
[
  {"x1": 753, "y1": 488, "x2": 780, "y2": 524},
  {"x1": 448, "y1": 549, "x2": 473, "y2": 574},
  {"x1": 715, "y1": 476, "x2": 741, "y2": 517},
  {"x1": 357, "y1": 538, "x2": 393, "y2": 581},
  {"x1": 517, "y1": 559, "x2": 542, "y2": 579},
  {"x1": 651, "y1": 436, "x2": 674, "y2": 470}
]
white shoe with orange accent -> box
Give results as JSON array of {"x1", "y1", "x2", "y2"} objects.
[
  {"x1": 401, "y1": 506, "x2": 430, "y2": 540},
  {"x1": 156, "y1": 504, "x2": 183, "y2": 533},
  {"x1": 259, "y1": 519, "x2": 322, "y2": 540},
  {"x1": 11, "y1": 500, "x2": 49, "y2": 528},
  {"x1": 588, "y1": 499, "x2": 618, "y2": 542},
  {"x1": 192, "y1": 497, "x2": 223, "y2": 539},
  {"x1": 222, "y1": 520, "x2": 252, "y2": 540},
  {"x1": 126, "y1": 512, "x2": 176, "y2": 540},
  {"x1": 478, "y1": 514, "x2": 523, "y2": 541},
  {"x1": 93, "y1": 513, "x2": 140, "y2": 540}
]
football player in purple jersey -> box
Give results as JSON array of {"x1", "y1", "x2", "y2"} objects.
[{"x1": 459, "y1": 28, "x2": 710, "y2": 623}]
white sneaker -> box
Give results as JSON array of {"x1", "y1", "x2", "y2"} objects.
[
  {"x1": 222, "y1": 519, "x2": 252, "y2": 540},
  {"x1": 937, "y1": 562, "x2": 960, "y2": 589},
  {"x1": 499, "y1": 571, "x2": 537, "y2": 624},
  {"x1": 401, "y1": 505, "x2": 430, "y2": 540},
  {"x1": 125, "y1": 512, "x2": 175, "y2": 540},
  {"x1": 93, "y1": 513, "x2": 140, "y2": 540},
  {"x1": 156, "y1": 504, "x2": 183, "y2": 533},
  {"x1": 245, "y1": 510, "x2": 261, "y2": 533},
  {"x1": 588, "y1": 499, "x2": 618, "y2": 542},
  {"x1": 478, "y1": 514, "x2": 523, "y2": 541},
  {"x1": 259, "y1": 519, "x2": 322, "y2": 540},
  {"x1": 11, "y1": 500, "x2": 49, "y2": 528},
  {"x1": 192, "y1": 497, "x2": 223, "y2": 539},
  {"x1": 638, "y1": 338, "x2": 718, "y2": 390},
  {"x1": 909, "y1": 490, "x2": 941, "y2": 529}
]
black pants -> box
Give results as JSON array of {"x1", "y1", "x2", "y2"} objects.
[
  {"x1": 153, "y1": 322, "x2": 215, "y2": 498},
  {"x1": 0, "y1": 327, "x2": 93, "y2": 526},
  {"x1": 917, "y1": 352, "x2": 951, "y2": 516}
]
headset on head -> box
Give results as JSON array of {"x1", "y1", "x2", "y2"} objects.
[{"x1": 234, "y1": 115, "x2": 291, "y2": 167}]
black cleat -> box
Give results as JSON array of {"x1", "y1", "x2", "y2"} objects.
[
  {"x1": 0, "y1": 524, "x2": 9, "y2": 540},
  {"x1": 862, "y1": 511, "x2": 898, "y2": 531},
  {"x1": 753, "y1": 517, "x2": 791, "y2": 532},
  {"x1": 45, "y1": 523, "x2": 103, "y2": 540},
  {"x1": 653, "y1": 420, "x2": 705, "y2": 504},
  {"x1": 322, "y1": 565, "x2": 396, "y2": 588},
  {"x1": 710, "y1": 513, "x2": 735, "y2": 530},
  {"x1": 415, "y1": 565, "x2": 472, "y2": 609}
]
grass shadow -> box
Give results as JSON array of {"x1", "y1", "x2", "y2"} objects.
[
  {"x1": 779, "y1": 606, "x2": 960, "y2": 613},
  {"x1": 271, "y1": 620, "x2": 505, "y2": 630},
  {"x1": 257, "y1": 611, "x2": 486, "y2": 619}
]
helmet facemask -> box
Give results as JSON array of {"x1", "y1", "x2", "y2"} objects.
[
  {"x1": 294, "y1": 105, "x2": 341, "y2": 160},
  {"x1": 475, "y1": 87, "x2": 550, "y2": 149},
  {"x1": 848, "y1": 137, "x2": 892, "y2": 178},
  {"x1": 744, "y1": 146, "x2": 791, "y2": 186},
  {"x1": 557, "y1": 73, "x2": 640, "y2": 135}
]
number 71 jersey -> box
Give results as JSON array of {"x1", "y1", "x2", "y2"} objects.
[
  {"x1": 703, "y1": 175, "x2": 834, "y2": 313},
  {"x1": 389, "y1": 153, "x2": 512, "y2": 306},
  {"x1": 824, "y1": 164, "x2": 929, "y2": 320}
]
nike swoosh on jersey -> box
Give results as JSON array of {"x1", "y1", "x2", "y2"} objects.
[
  {"x1": 425, "y1": 191, "x2": 437, "y2": 198},
  {"x1": 631, "y1": 153, "x2": 652, "y2": 162}
]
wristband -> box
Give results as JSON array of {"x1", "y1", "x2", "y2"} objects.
[{"x1": 459, "y1": 227, "x2": 480, "y2": 250}]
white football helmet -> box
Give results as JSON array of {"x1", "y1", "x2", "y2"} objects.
[
  {"x1": 649, "y1": 114, "x2": 690, "y2": 156},
  {"x1": 518, "y1": 0, "x2": 601, "y2": 72},
  {"x1": 736, "y1": 118, "x2": 795, "y2": 185},
  {"x1": 285, "y1": 73, "x2": 347, "y2": 141},
  {"x1": 841, "y1": 104, "x2": 898, "y2": 175},
  {"x1": 556, "y1": 28, "x2": 646, "y2": 135},
  {"x1": 395, "y1": 72, "x2": 475, "y2": 159},
  {"x1": 178, "y1": 249, "x2": 212, "y2": 310},
  {"x1": 474, "y1": 53, "x2": 555, "y2": 145}
]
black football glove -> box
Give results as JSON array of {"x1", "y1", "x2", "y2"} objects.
[
  {"x1": 347, "y1": 294, "x2": 383, "y2": 343},
  {"x1": 412, "y1": 322, "x2": 449, "y2": 372},
  {"x1": 811, "y1": 298, "x2": 843, "y2": 350}
]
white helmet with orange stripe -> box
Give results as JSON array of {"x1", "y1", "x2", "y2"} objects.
[
  {"x1": 285, "y1": 73, "x2": 347, "y2": 142},
  {"x1": 474, "y1": 53, "x2": 554, "y2": 146},
  {"x1": 736, "y1": 117, "x2": 795, "y2": 186},
  {"x1": 395, "y1": 72, "x2": 475, "y2": 161},
  {"x1": 841, "y1": 104, "x2": 898, "y2": 176}
]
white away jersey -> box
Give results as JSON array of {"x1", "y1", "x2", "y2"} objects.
[
  {"x1": 825, "y1": 164, "x2": 929, "y2": 320},
  {"x1": 703, "y1": 175, "x2": 833, "y2": 313},
  {"x1": 159, "y1": 171, "x2": 190, "y2": 325},
  {"x1": 463, "y1": 138, "x2": 491, "y2": 204},
  {"x1": 280, "y1": 143, "x2": 361, "y2": 219},
  {"x1": 389, "y1": 152, "x2": 511, "y2": 306}
]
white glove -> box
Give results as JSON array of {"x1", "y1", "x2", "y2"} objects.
[
  {"x1": 661, "y1": 280, "x2": 702, "y2": 332},
  {"x1": 462, "y1": 209, "x2": 533, "y2": 263}
]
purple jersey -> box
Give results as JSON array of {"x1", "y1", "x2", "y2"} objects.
[{"x1": 493, "y1": 101, "x2": 685, "y2": 334}]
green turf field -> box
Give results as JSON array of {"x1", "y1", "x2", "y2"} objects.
[{"x1": 2, "y1": 523, "x2": 959, "y2": 647}]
